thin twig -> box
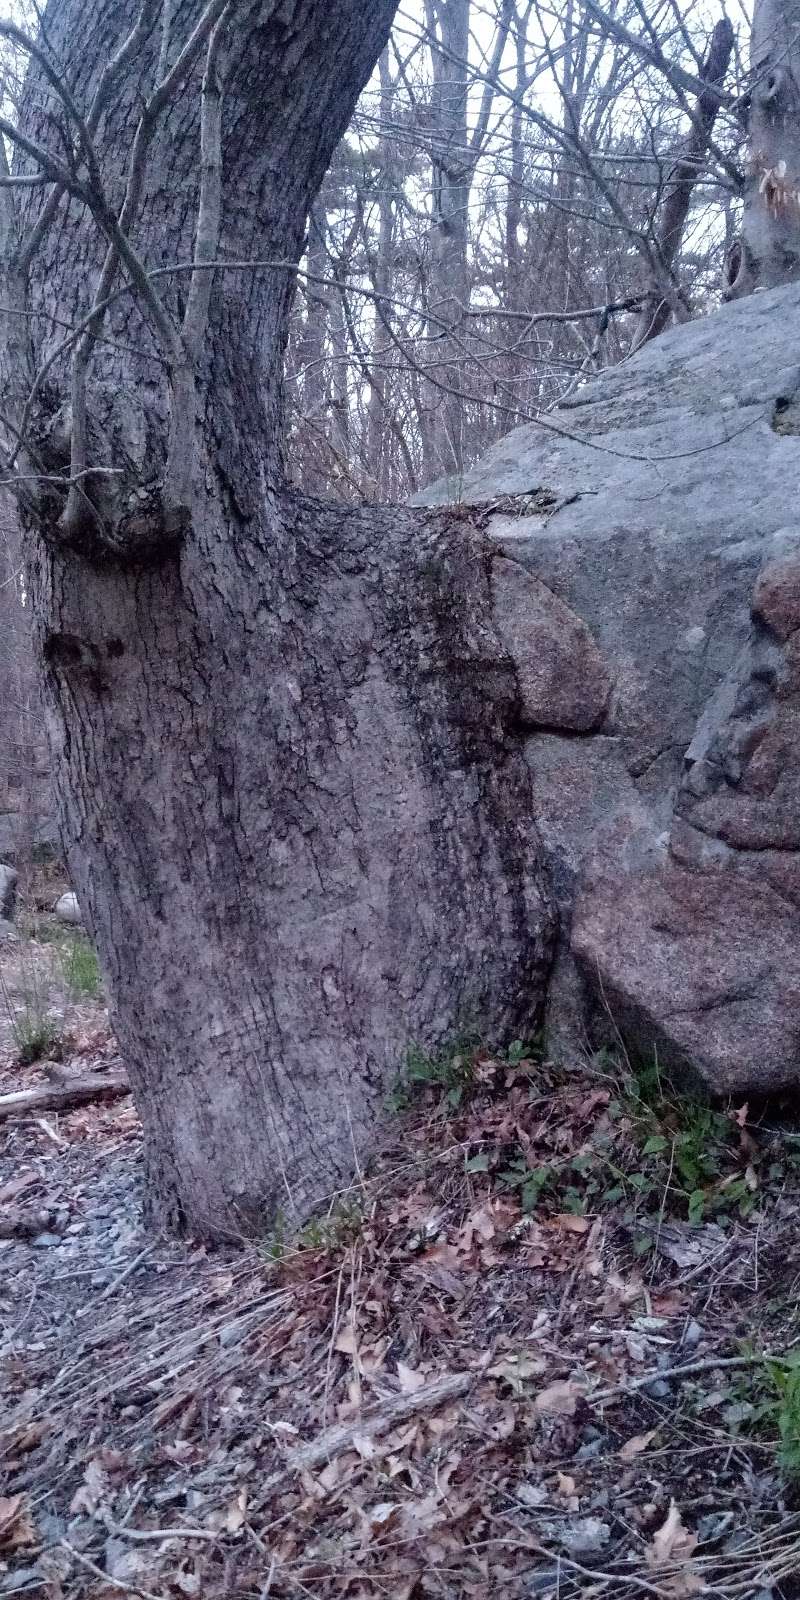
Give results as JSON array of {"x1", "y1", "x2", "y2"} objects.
[
  {"x1": 95, "y1": 1244, "x2": 153, "y2": 1304},
  {"x1": 592, "y1": 1352, "x2": 764, "y2": 1406},
  {"x1": 61, "y1": 1540, "x2": 168, "y2": 1599}
]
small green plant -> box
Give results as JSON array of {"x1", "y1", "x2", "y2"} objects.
[
  {"x1": 59, "y1": 932, "x2": 101, "y2": 1000},
  {"x1": 496, "y1": 1157, "x2": 555, "y2": 1213},
  {"x1": 505, "y1": 1035, "x2": 544, "y2": 1066},
  {"x1": 13, "y1": 1010, "x2": 62, "y2": 1067},
  {"x1": 259, "y1": 1210, "x2": 289, "y2": 1268},
  {"x1": 766, "y1": 1353, "x2": 800, "y2": 1481},
  {"x1": 461, "y1": 1048, "x2": 762, "y2": 1229},
  {"x1": 299, "y1": 1197, "x2": 365, "y2": 1253},
  {"x1": 616, "y1": 1058, "x2": 753, "y2": 1225},
  {"x1": 388, "y1": 1032, "x2": 544, "y2": 1113},
  {"x1": 0, "y1": 953, "x2": 63, "y2": 1066},
  {"x1": 389, "y1": 1033, "x2": 482, "y2": 1110}
]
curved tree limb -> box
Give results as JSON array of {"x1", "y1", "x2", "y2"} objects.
[{"x1": 631, "y1": 16, "x2": 735, "y2": 349}]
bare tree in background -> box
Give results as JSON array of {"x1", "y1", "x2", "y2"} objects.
[{"x1": 0, "y1": 519, "x2": 38, "y2": 864}]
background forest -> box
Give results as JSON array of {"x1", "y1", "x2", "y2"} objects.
[{"x1": 283, "y1": 0, "x2": 748, "y2": 500}]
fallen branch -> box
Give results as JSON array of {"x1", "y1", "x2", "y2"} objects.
[
  {"x1": 591, "y1": 1352, "x2": 763, "y2": 1406},
  {"x1": 102, "y1": 1516, "x2": 219, "y2": 1544},
  {"x1": 287, "y1": 1370, "x2": 473, "y2": 1474},
  {"x1": 61, "y1": 1540, "x2": 167, "y2": 1600},
  {"x1": 0, "y1": 1072, "x2": 129, "y2": 1121}
]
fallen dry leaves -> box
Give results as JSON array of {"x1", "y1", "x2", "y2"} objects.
[
  {"x1": 2, "y1": 1043, "x2": 800, "y2": 1598},
  {"x1": 0, "y1": 1494, "x2": 37, "y2": 1551}
]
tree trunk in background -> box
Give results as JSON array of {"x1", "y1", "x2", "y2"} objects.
[
  {"x1": 727, "y1": 0, "x2": 800, "y2": 293},
  {"x1": 9, "y1": 0, "x2": 554, "y2": 1236},
  {"x1": 366, "y1": 49, "x2": 396, "y2": 499},
  {"x1": 297, "y1": 201, "x2": 330, "y2": 490},
  {"x1": 0, "y1": 515, "x2": 44, "y2": 867},
  {"x1": 505, "y1": 0, "x2": 534, "y2": 428},
  {"x1": 426, "y1": 0, "x2": 472, "y2": 482},
  {"x1": 633, "y1": 17, "x2": 734, "y2": 345}
]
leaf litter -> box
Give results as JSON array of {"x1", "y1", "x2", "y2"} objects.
[{"x1": 2, "y1": 1030, "x2": 800, "y2": 1596}]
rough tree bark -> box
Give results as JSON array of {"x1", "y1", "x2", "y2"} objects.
[
  {"x1": 726, "y1": 0, "x2": 800, "y2": 294},
  {"x1": 2, "y1": 0, "x2": 554, "y2": 1237}
]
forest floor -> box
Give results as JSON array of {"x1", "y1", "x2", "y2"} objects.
[{"x1": 2, "y1": 914, "x2": 800, "y2": 1599}]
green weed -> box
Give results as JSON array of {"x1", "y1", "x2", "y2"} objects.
[
  {"x1": 619, "y1": 1065, "x2": 752, "y2": 1226},
  {"x1": 495, "y1": 1157, "x2": 555, "y2": 1213},
  {"x1": 460, "y1": 1048, "x2": 759, "y2": 1230},
  {"x1": 298, "y1": 1198, "x2": 365, "y2": 1253},
  {"x1": 390, "y1": 1033, "x2": 542, "y2": 1113},
  {"x1": 0, "y1": 955, "x2": 63, "y2": 1066},
  {"x1": 259, "y1": 1211, "x2": 290, "y2": 1268},
  {"x1": 59, "y1": 931, "x2": 101, "y2": 1000},
  {"x1": 388, "y1": 1033, "x2": 480, "y2": 1111},
  {"x1": 259, "y1": 1198, "x2": 366, "y2": 1270},
  {"x1": 13, "y1": 1009, "x2": 63, "y2": 1067},
  {"x1": 767, "y1": 1353, "x2": 800, "y2": 1481}
]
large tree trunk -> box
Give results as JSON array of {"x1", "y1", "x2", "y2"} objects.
[
  {"x1": 726, "y1": 0, "x2": 800, "y2": 293},
  {"x1": 5, "y1": 0, "x2": 554, "y2": 1236}
]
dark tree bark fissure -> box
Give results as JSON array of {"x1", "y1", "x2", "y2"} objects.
[{"x1": 4, "y1": 0, "x2": 555, "y2": 1236}]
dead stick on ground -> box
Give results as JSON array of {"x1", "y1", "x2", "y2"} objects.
[
  {"x1": 94, "y1": 1245, "x2": 153, "y2": 1306},
  {"x1": 286, "y1": 1369, "x2": 473, "y2": 1474},
  {"x1": 0, "y1": 1072, "x2": 129, "y2": 1119},
  {"x1": 102, "y1": 1517, "x2": 220, "y2": 1543},
  {"x1": 62, "y1": 1540, "x2": 168, "y2": 1599},
  {"x1": 592, "y1": 1352, "x2": 763, "y2": 1406}
]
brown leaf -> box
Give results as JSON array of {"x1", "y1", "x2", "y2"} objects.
[
  {"x1": 534, "y1": 1380, "x2": 582, "y2": 1416},
  {"x1": 400, "y1": 1492, "x2": 447, "y2": 1535},
  {"x1": 647, "y1": 1500, "x2": 698, "y2": 1566},
  {"x1": 334, "y1": 1323, "x2": 359, "y2": 1356},
  {"x1": 620, "y1": 1429, "x2": 657, "y2": 1461},
  {"x1": 382, "y1": 1421, "x2": 419, "y2": 1456},
  {"x1": 396, "y1": 1360, "x2": 426, "y2": 1394},
  {"x1": 225, "y1": 1489, "x2": 248, "y2": 1533},
  {"x1": 69, "y1": 1457, "x2": 109, "y2": 1516},
  {"x1": 557, "y1": 1472, "x2": 578, "y2": 1505},
  {"x1": 362, "y1": 1500, "x2": 401, "y2": 1540},
  {"x1": 0, "y1": 1172, "x2": 37, "y2": 1206},
  {"x1": 553, "y1": 1213, "x2": 590, "y2": 1234},
  {"x1": 0, "y1": 1494, "x2": 38, "y2": 1550},
  {"x1": 456, "y1": 1205, "x2": 496, "y2": 1253},
  {"x1": 3, "y1": 1420, "x2": 46, "y2": 1457},
  {"x1": 487, "y1": 1353, "x2": 548, "y2": 1394},
  {"x1": 484, "y1": 1401, "x2": 517, "y2": 1440}
]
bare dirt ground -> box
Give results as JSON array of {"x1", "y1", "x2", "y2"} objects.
[{"x1": 2, "y1": 928, "x2": 800, "y2": 1600}]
